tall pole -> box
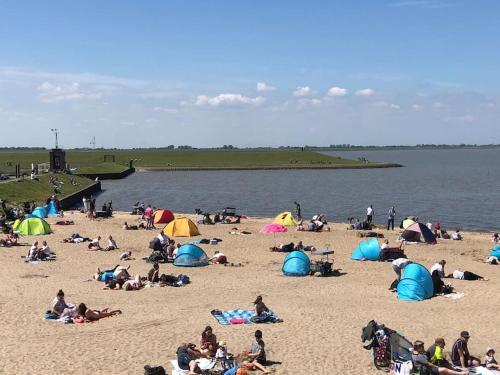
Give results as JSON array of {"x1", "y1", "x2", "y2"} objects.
[{"x1": 50, "y1": 128, "x2": 58, "y2": 149}]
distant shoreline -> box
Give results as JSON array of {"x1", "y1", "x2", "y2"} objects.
[{"x1": 136, "y1": 162, "x2": 403, "y2": 172}]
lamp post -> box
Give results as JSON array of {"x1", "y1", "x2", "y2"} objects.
[{"x1": 50, "y1": 128, "x2": 59, "y2": 149}]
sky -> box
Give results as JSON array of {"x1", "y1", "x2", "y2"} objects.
[{"x1": 0, "y1": 0, "x2": 499, "y2": 148}]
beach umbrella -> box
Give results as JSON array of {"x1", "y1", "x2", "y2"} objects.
[{"x1": 260, "y1": 223, "x2": 288, "y2": 234}]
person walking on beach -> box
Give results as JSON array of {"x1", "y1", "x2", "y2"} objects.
[
  {"x1": 144, "y1": 205, "x2": 154, "y2": 229},
  {"x1": 387, "y1": 206, "x2": 396, "y2": 230},
  {"x1": 366, "y1": 205, "x2": 374, "y2": 224},
  {"x1": 294, "y1": 201, "x2": 301, "y2": 220}
]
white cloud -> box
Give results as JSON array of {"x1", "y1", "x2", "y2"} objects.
[
  {"x1": 355, "y1": 88, "x2": 375, "y2": 97},
  {"x1": 195, "y1": 93, "x2": 265, "y2": 107},
  {"x1": 153, "y1": 106, "x2": 179, "y2": 114},
  {"x1": 390, "y1": 103, "x2": 401, "y2": 109},
  {"x1": 432, "y1": 102, "x2": 445, "y2": 109},
  {"x1": 293, "y1": 86, "x2": 313, "y2": 97},
  {"x1": 37, "y1": 81, "x2": 102, "y2": 103},
  {"x1": 412, "y1": 104, "x2": 424, "y2": 111},
  {"x1": 298, "y1": 98, "x2": 322, "y2": 108},
  {"x1": 256, "y1": 82, "x2": 276, "y2": 92},
  {"x1": 327, "y1": 86, "x2": 348, "y2": 97}
]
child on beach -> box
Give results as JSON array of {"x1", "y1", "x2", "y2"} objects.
[
  {"x1": 485, "y1": 348, "x2": 499, "y2": 370},
  {"x1": 104, "y1": 235, "x2": 118, "y2": 251}
]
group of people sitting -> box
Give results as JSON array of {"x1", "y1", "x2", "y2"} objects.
[
  {"x1": 176, "y1": 327, "x2": 271, "y2": 374},
  {"x1": 270, "y1": 241, "x2": 316, "y2": 253},
  {"x1": 147, "y1": 232, "x2": 182, "y2": 263},
  {"x1": 196, "y1": 210, "x2": 242, "y2": 225},
  {"x1": 87, "y1": 235, "x2": 118, "y2": 251},
  {"x1": 297, "y1": 214, "x2": 331, "y2": 232},
  {"x1": 412, "y1": 331, "x2": 498, "y2": 374},
  {"x1": 0, "y1": 230, "x2": 19, "y2": 247},
  {"x1": 50, "y1": 289, "x2": 121, "y2": 322},
  {"x1": 26, "y1": 241, "x2": 55, "y2": 261}
]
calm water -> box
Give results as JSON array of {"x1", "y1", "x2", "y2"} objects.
[{"x1": 97, "y1": 149, "x2": 500, "y2": 231}]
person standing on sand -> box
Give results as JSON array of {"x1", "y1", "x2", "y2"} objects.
[
  {"x1": 144, "y1": 205, "x2": 154, "y2": 229},
  {"x1": 294, "y1": 201, "x2": 301, "y2": 220},
  {"x1": 387, "y1": 206, "x2": 396, "y2": 230},
  {"x1": 366, "y1": 205, "x2": 374, "y2": 224}
]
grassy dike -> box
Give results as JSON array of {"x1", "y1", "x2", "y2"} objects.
[{"x1": 0, "y1": 174, "x2": 94, "y2": 206}]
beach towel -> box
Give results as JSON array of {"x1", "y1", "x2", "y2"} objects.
[
  {"x1": 442, "y1": 292, "x2": 465, "y2": 300},
  {"x1": 211, "y1": 309, "x2": 280, "y2": 325}
]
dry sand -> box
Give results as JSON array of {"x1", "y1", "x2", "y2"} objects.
[{"x1": 0, "y1": 211, "x2": 498, "y2": 374}]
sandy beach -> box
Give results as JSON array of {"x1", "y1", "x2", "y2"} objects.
[{"x1": 0, "y1": 211, "x2": 497, "y2": 375}]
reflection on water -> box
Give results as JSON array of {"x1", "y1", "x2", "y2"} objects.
[{"x1": 98, "y1": 148, "x2": 500, "y2": 231}]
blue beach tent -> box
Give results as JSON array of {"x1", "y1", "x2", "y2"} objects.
[
  {"x1": 490, "y1": 246, "x2": 500, "y2": 258},
  {"x1": 397, "y1": 263, "x2": 434, "y2": 302},
  {"x1": 47, "y1": 201, "x2": 59, "y2": 216},
  {"x1": 31, "y1": 206, "x2": 48, "y2": 219},
  {"x1": 282, "y1": 250, "x2": 310, "y2": 276},
  {"x1": 351, "y1": 238, "x2": 381, "y2": 261},
  {"x1": 173, "y1": 244, "x2": 209, "y2": 267}
]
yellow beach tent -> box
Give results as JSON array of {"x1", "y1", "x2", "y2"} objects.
[
  {"x1": 17, "y1": 217, "x2": 52, "y2": 235},
  {"x1": 273, "y1": 212, "x2": 296, "y2": 227},
  {"x1": 402, "y1": 218, "x2": 416, "y2": 229},
  {"x1": 162, "y1": 217, "x2": 200, "y2": 237}
]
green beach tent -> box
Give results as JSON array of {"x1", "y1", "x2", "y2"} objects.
[{"x1": 17, "y1": 217, "x2": 52, "y2": 236}]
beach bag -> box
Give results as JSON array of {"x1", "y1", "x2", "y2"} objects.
[
  {"x1": 143, "y1": 365, "x2": 166, "y2": 375},
  {"x1": 177, "y1": 274, "x2": 190, "y2": 285},
  {"x1": 44, "y1": 311, "x2": 59, "y2": 320}
]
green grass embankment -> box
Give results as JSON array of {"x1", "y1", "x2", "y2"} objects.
[{"x1": 0, "y1": 174, "x2": 94, "y2": 206}]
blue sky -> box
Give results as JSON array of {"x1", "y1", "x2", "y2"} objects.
[{"x1": 1, "y1": 0, "x2": 499, "y2": 147}]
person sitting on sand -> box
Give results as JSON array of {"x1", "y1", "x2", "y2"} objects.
[
  {"x1": 120, "y1": 251, "x2": 133, "y2": 261},
  {"x1": 87, "y1": 236, "x2": 102, "y2": 250},
  {"x1": 173, "y1": 243, "x2": 181, "y2": 258},
  {"x1": 445, "y1": 270, "x2": 487, "y2": 281},
  {"x1": 104, "y1": 235, "x2": 118, "y2": 251},
  {"x1": 431, "y1": 270, "x2": 448, "y2": 295},
  {"x1": 251, "y1": 296, "x2": 282, "y2": 323},
  {"x1": 430, "y1": 260, "x2": 446, "y2": 278},
  {"x1": 451, "y1": 331, "x2": 481, "y2": 368},
  {"x1": 412, "y1": 340, "x2": 467, "y2": 375},
  {"x1": 148, "y1": 263, "x2": 160, "y2": 282},
  {"x1": 426, "y1": 338, "x2": 451, "y2": 367},
  {"x1": 210, "y1": 251, "x2": 228, "y2": 264},
  {"x1": 452, "y1": 230, "x2": 462, "y2": 241},
  {"x1": 123, "y1": 274, "x2": 143, "y2": 291},
  {"x1": 200, "y1": 326, "x2": 218, "y2": 357},
  {"x1": 77, "y1": 303, "x2": 121, "y2": 321},
  {"x1": 177, "y1": 343, "x2": 202, "y2": 375},
  {"x1": 27, "y1": 241, "x2": 40, "y2": 261},
  {"x1": 53, "y1": 289, "x2": 72, "y2": 316},
  {"x1": 5, "y1": 231, "x2": 18, "y2": 246},
  {"x1": 242, "y1": 330, "x2": 270, "y2": 374},
  {"x1": 485, "y1": 348, "x2": 499, "y2": 370},
  {"x1": 41, "y1": 241, "x2": 55, "y2": 257},
  {"x1": 492, "y1": 233, "x2": 499, "y2": 243},
  {"x1": 166, "y1": 239, "x2": 176, "y2": 258}
]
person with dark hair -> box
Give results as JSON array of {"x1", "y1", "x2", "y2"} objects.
[
  {"x1": 148, "y1": 263, "x2": 160, "y2": 282},
  {"x1": 412, "y1": 340, "x2": 466, "y2": 374},
  {"x1": 387, "y1": 206, "x2": 396, "y2": 231},
  {"x1": 77, "y1": 303, "x2": 121, "y2": 321},
  {"x1": 251, "y1": 296, "x2": 282, "y2": 323},
  {"x1": 294, "y1": 201, "x2": 301, "y2": 220},
  {"x1": 52, "y1": 290, "x2": 71, "y2": 316},
  {"x1": 176, "y1": 343, "x2": 202, "y2": 375},
  {"x1": 366, "y1": 205, "x2": 374, "y2": 224},
  {"x1": 242, "y1": 330, "x2": 270, "y2": 374},
  {"x1": 200, "y1": 326, "x2": 218, "y2": 357},
  {"x1": 451, "y1": 331, "x2": 480, "y2": 368},
  {"x1": 446, "y1": 270, "x2": 487, "y2": 281}
]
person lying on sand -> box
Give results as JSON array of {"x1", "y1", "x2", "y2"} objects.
[
  {"x1": 123, "y1": 275, "x2": 143, "y2": 291},
  {"x1": 229, "y1": 227, "x2": 251, "y2": 235},
  {"x1": 210, "y1": 251, "x2": 228, "y2": 264},
  {"x1": 242, "y1": 330, "x2": 271, "y2": 374},
  {"x1": 294, "y1": 241, "x2": 316, "y2": 252},
  {"x1": 87, "y1": 236, "x2": 102, "y2": 250},
  {"x1": 62, "y1": 233, "x2": 91, "y2": 243},
  {"x1": 485, "y1": 256, "x2": 499, "y2": 265},
  {"x1": 177, "y1": 343, "x2": 203, "y2": 375},
  {"x1": 445, "y1": 270, "x2": 488, "y2": 281},
  {"x1": 119, "y1": 251, "x2": 134, "y2": 261},
  {"x1": 77, "y1": 303, "x2": 121, "y2": 321},
  {"x1": 270, "y1": 242, "x2": 294, "y2": 253}
]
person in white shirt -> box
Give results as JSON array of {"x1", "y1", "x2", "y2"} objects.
[
  {"x1": 381, "y1": 240, "x2": 389, "y2": 250},
  {"x1": 104, "y1": 235, "x2": 118, "y2": 251},
  {"x1": 430, "y1": 260, "x2": 446, "y2": 278},
  {"x1": 27, "y1": 241, "x2": 39, "y2": 260},
  {"x1": 41, "y1": 241, "x2": 55, "y2": 257},
  {"x1": 446, "y1": 270, "x2": 487, "y2": 281},
  {"x1": 426, "y1": 221, "x2": 434, "y2": 232},
  {"x1": 392, "y1": 258, "x2": 412, "y2": 280},
  {"x1": 452, "y1": 230, "x2": 462, "y2": 241},
  {"x1": 87, "y1": 236, "x2": 102, "y2": 250},
  {"x1": 210, "y1": 251, "x2": 228, "y2": 264},
  {"x1": 366, "y1": 205, "x2": 374, "y2": 224},
  {"x1": 157, "y1": 233, "x2": 169, "y2": 247}
]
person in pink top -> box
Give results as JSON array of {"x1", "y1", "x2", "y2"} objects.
[{"x1": 144, "y1": 205, "x2": 154, "y2": 229}]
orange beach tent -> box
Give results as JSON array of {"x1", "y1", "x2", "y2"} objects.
[{"x1": 153, "y1": 209, "x2": 175, "y2": 224}]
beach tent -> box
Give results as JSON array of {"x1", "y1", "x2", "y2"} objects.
[
  {"x1": 163, "y1": 217, "x2": 200, "y2": 237},
  {"x1": 282, "y1": 250, "x2": 310, "y2": 276},
  {"x1": 273, "y1": 212, "x2": 296, "y2": 227},
  {"x1": 402, "y1": 218, "x2": 416, "y2": 229},
  {"x1": 401, "y1": 223, "x2": 436, "y2": 244},
  {"x1": 12, "y1": 219, "x2": 21, "y2": 231},
  {"x1": 397, "y1": 263, "x2": 433, "y2": 301},
  {"x1": 17, "y1": 217, "x2": 52, "y2": 236},
  {"x1": 490, "y1": 246, "x2": 500, "y2": 258},
  {"x1": 153, "y1": 209, "x2": 175, "y2": 224},
  {"x1": 173, "y1": 244, "x2": 208, "y2": 267},
  {"x1": 351, "y1": 238, "x2": 381, "y2": 261},
  {"x1": 47, "y1": 201, "x2": 59, "y2": 216},
  {"x1": 31, "y1": 206, "x2": 48, "y2": 219}
]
